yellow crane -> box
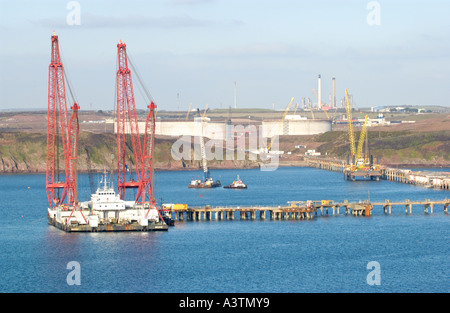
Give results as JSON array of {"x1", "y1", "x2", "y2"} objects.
[
  {"x1": 345, "y1": 89, "x2": 356, "y2": 158},
  {"x1": 185, "y1": 102, "x2": 192, "y2": 120},
  {"x1": 293, "y1": 102, "x2": 299, "y2": 115},
  {"x1": 345, "y1": 89, "x2": 369, "y2": 170},
  {"x1": 202, "y1": 103, "x2": 209, "y2": 119},
  {"x1": 344, "y1": 89, "x2": 381, "y2": 180},
  {"x1": 355, "y1": 115, "x2": 368, "y2": 167}
]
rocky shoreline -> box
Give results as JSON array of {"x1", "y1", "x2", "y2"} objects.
[{"x1": 2, "y1": 158, "x2": 449, "y2": 175}]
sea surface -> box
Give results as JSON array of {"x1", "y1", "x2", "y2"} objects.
[{"x1": 0, "y1": 167, "x2": 448, "y2": 293}]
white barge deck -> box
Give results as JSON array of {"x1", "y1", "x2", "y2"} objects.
[{"x1": 47, "y1": 173, "x2": 169, "y2": 232}]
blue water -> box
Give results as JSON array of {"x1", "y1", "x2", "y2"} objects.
[{"x1": 0, "y1": 167, "x2": 448, "y2": 293}]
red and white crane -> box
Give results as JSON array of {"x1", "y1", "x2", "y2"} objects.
[
  {"x1": 115, "y1": 41, "x2": 159, "y2": 218},
  {"x1": 46, "y1": 32, "x2": 85, "y2": 222}
]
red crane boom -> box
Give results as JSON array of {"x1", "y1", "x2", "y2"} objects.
[
  {"x1": 46, "y1": 33, "x2": 84, "y2": 222},
  {"x1": 115, "y1": 41, "x2": 159, "y2": 218},
  {"x1": 116, "y1": 41, "x2": 143, "y2": 199},
  {"x1": 142, "y1": 101, "x2": 157, "y2": 216}
]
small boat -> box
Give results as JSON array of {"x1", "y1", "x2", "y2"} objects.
[
  {"x1": 188, "y1": 177, "x2": 221, "y2": 188},
  {"x1": 224, "y1": 175, "x2": 247, "y2": 189}
]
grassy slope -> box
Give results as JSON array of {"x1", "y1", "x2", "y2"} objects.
[
  {"x1": 1, "y1": 127, "x2": 449, "y2": 173},
  {"x1": 313, "y1": 130, "x2": 450, "y2": 165}
]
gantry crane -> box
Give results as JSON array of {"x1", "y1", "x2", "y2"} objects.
[{"x1": 46, "y1": 32, "x2": 85, "y2": 223}]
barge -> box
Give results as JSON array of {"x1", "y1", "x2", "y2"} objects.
[
  {"x1": 48, "y1": 174, "x2": 169, "y2": 232},
  {"x1": 188, "y1": 177, "x2": 221, "y2": 188}
]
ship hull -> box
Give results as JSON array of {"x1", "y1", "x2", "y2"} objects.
[
  {"x1": 224, "y1": 186, "x2": 247, "y2": 189},
  {"x1": 188, "y1": 181, "x2": 221, "y2": 188},
  {"x1": 48, "y1": 215, "x2": 168, "y2": 232}
]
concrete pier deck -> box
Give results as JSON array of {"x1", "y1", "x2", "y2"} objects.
[
  {"x1": 166, "y1": 198, "x2": 449, "y2": 222},
  {"x1": 305, "y1": 156, "x2": 450, "y2": 190}
]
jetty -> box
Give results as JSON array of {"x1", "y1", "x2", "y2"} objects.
[
  {"x1": 305, "y1": 156, "x2": 450, "y2": 190},
  {"x1": 164, "y1": 198, "x2": 449, "y2": 222}
]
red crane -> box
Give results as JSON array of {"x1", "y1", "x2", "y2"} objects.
[
  {"x1": 116, "y1": 40, "x2": 143, "y2": 199},
  {"x1": 142, "y1": 100, "x2": 157, "y2": 217},
  {"x1": 46, "y1": 32, "x2": 85, "y2": 222},
  {"x1": 115, "y1": 41, "x2": 159, "y2": 217}
]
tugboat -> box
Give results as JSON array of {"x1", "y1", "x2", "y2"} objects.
[
  {"x1": 159, "y1": 204, "x2": 175, "y2": 226},
  {"x1": 161, "y1": 212, "x2": 175, "y2": 226},
  {"x1": 224, "y1": 175, "x2": 247, "y2": 189}
]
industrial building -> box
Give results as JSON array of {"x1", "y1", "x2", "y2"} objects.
[
  {"x1": 114, "y1": 116, "x2": 332, "y2": 139},
  {"x1": 261, "y1": 116, "x2": 332, "y2": 138}
]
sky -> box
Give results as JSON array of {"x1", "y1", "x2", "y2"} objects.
[{"x1": 0, "y1": 0, "x2": 449, "y2": 112}]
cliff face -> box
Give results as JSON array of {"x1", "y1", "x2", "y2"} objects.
[
  {"x1": 0, "y1": 132, "x2": 258, "y2": 174},
  {"x1": 0, "y1": 132, "x2": 47, "y2": 173}
]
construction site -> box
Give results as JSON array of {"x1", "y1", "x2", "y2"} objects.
[{"x1": 0, "y1": 32, "x2": 446, "y2": 233}]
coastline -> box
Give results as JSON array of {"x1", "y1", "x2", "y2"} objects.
[{"x1": 2, "y1": 159, "x2": 449, "y2": 175}]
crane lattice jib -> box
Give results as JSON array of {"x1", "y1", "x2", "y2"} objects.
[
  {"x1": 116, "y1": 42, "x2": 144, "y2": 200},
  {"x1": 143, "y1": 101, "x2": 164, "y2": 221},
  {"x1": 46, "y1": 34, "x2": 78, "y2": 207},
  {"x1": 355, "y1": 115, "x2": 368, "y2": 162},
  {"x1": 141, "y1": 101, "x2": 156, "y2": 205},
  {"x1": 68, "y1": 103, "x2": 80, "y2": 205},
  {"x1": 345, "y1": 89, "x2": 356, "y2": 157}
]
